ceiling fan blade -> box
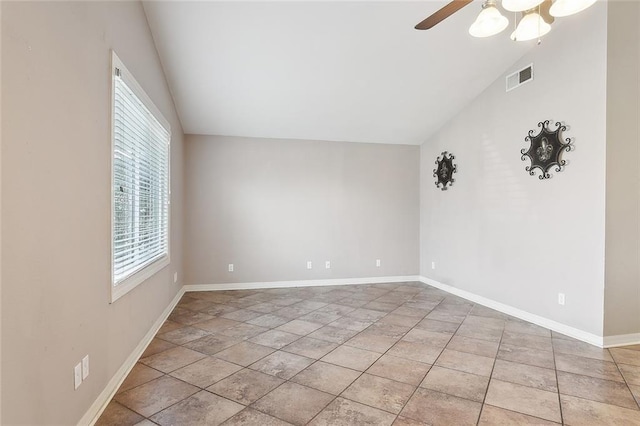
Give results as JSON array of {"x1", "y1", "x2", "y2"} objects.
[{"x1": 415, "y1": 0, "x2": 474, "y2": 30}]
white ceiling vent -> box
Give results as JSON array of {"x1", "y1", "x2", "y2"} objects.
[{"x1": 506, "y1": 64, "x2": 533, "y2": 92}]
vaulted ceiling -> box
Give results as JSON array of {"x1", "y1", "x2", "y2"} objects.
[{"x1": 143, "y1": 1, "x2": 537, "y2": 145}]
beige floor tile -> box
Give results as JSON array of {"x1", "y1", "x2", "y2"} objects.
[
  {"x1": 157, "y1": 326, "x2": 210, "y2": 345},
  {"x1": 420, "y1": 366, "x2": 489, "y2": 402},
  {"x1": 221, "y1": 408, "x2": 293, "y2": 426},
  {"x1": 168, "y1": 308, "x2": 215, "y2": 326},
  {"x1": 133, "y1": 419, "x2": 156, "y2": 426},
  {"x1": 478, "y1": 405, "x2": 559, "y2": 425},
  {"x1": 367, "y1": 354, "x2": 431, "y2": 386},
  {"x1": 485, "y1": 379, "x2": 562, "y2": 423},
  {"x1": 95, "y1": 401, "x2": 144, "y2": 426},
  {"x1": 321, "y1": 345, "x2": 381, "y2": 371},
  {"x1": 298, "y1": 311, "x2": 341, "y2": 325},
  {"x1": 446, "y1": 335, "x2": 499, "y2": 358},
  {"x1": 557, "y1": 371, "x2": 638, "y2": 409},
  {"x1": 555, "y1": 352, "x2": 624, "y2": 382},
  {"x1": 491, "y1": 359, "x2": 557, "y2": 392},
  {"x1": 620, "y1": 363, "x2": 640, "y2": 386},
  {"x1": 367, "y1": 322, "x2": 412, "y2": 339},
  {"x1": 252, "y1": 382, "x2": 334, "y2": 426},
  {"x1": 157, "y1": 320, "x2": 185, "y2": 335},
  {"x1": 115, "y1": 376, "x2": 199, "y2": 417},
  {"x1": 560, "y1": 394, "x2": 640, "y2": 425},
  {"x1": 214, "y1": 341, "x2": 275, "y2": 366},
  {"x1": 378, "y1": 313, "x2": 421, "y2": 328},
  {"x1": 141, "y1": 338, "x2": 176, "y2": 358},
  {"x1": 400, "y1": 388, "x2": 482, "y2": 426},
  {"x1": 149, "y1": 390, "x2": 243, "y2": 426},
  {"x1": 501, "y1": 331, "x2": 553, "y2": 352},
  {"x1": 455, "y1": 323, "x2": 503, "y2": 343},
  {"x1": 345, "y1": 331, "x2": 399, "y2": 353},
  {"x1": 282, "y1": 337, "x2": 338, "y2": 359},
  {"x1": 307, "y1": 325, "x2": 359, "y2": 344},
  {"x1": 316, "y1": 303, "x2": 357, "y2": 316},
  {"x1": 391, "y1": 306, "x2": 431, "y2": 319},
  {"x1": 462, "y1": 315, "x2": 505, "y2": 331},
  {"x1": 387, "y1": 340, "x2": 444, "y2": 364},
  {"x1": 276, "y1": 319, "x2": 324, "y2": 336},
  {"x1": 218, "y1": 323, "x2": 269, "y2": 339},
  {"x1": 221, "y1": 308, "x2": 264, "y2": 322},
  {"x1": 610, "y1": 347, "x2": 640, "y2": 367},
  {"x1": 309, "y1": 397, "x2": 396, "y2": 426},
  {"x1": 247, "y1": 313, "x2": 291, "y2": 328},
  {"x1": 291, "y1": 361, "x2": 361, "y2": 395},
  {"x1": 469, "y1": 306, "x2": 509, "y2": 320},
  {"x1": 364, "y1": 301, "x2": 401, "y2": 312},
  {"x1": 200, "y1": 303, "x2": 240, "y2": 317},
  {"x1": 139, "y1": 346, "x2": 206, "y2": 373},
  {"x1": 552, "y1": 338, "x2": 614, "y2": 361},
  {"x1": 183, "y1": 334, "x2": 240, "y2": 356},
  {"x1": 414, "y1": 319, "x2": 460, "y2": 334},
  {"x1": 248, "y1": 329, "x2": 301, "y2": 349},
  {"x1": 498, "y1": 343, "x2": 555, "y2": 369},
  {"x1": 192, "y1": 317, "x2": 241, "y2": 333},
  {"x1": 402, "y1": 328, "x2": 452, "y2": 346},
  {"x1": 328, "y1": 316, "x2": 374, "y2": 331},
  {"x1": 207, "y1": 368, "x2": 284, "y2": 404},
  {"x1": 435, "y1": 349, "x2": 495, "y2": 377},
  {"x1": 345, "y1": 308, "x2": 387, "y2": 321},
  {"x1": 170, "y1": 356, "x2": 242, "y2": 388},
  {"x1": 630, "y1": 384, "x2": 640, "y2": 405},
  {"x1": 392, "y1": 416, "x2": 429, "y2": 425},
  {"x1": 245, "y1": 302, "x2": 280, "y2": 314},
  {"x1": 250, "y1": 350, "x2": 314, "y2": 379},
  {"x1": 273, "y1": 306, "x2": 313, "y2": 320},
  {"x1": 342, "y1": 373, "x2": 416, "y2": 414},
  {"x1": 504, "y1": 320, "x2": 551, "y2": 337},
  {"x1": 117, "y1": 363, "x2": 164, "y2": 394}
]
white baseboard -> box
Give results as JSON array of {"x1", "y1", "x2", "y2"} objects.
[
  {"x1": 603, "y1": 333, "x2": 640, "y2": 348},
  {"x1": 419, "y1": 276, "x2": 605, "y2": 348},
  {"x1": 184, "y1": 275, "x2": 421, "y2": 292},
  {"x1": 79, "y1": 286, "x2": 186, "y2": 426}
]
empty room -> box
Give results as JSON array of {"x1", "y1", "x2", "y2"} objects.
[{"x1": 2, "y1": 0, "x2": 640, "y2": 425}]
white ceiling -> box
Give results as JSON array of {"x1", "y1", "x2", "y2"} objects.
[{"x1": 143, "y1": 1, "x2": 536, "y2": 145}]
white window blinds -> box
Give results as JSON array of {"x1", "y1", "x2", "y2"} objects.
[{"x1": 111, "y1": 52, "x2": 170, "y2": 299}]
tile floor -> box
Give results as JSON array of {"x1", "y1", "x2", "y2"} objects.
[{"x1": 97, "y1": 282, "x2": 640, "y2": 425}]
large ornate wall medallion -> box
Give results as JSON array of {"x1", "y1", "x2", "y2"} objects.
[
  {"x1": 433, "y1": 151, "x2": 457, "y2": 191},
  {"x1": 521, "y1": 120, "x2": 573, "y2": 180}
]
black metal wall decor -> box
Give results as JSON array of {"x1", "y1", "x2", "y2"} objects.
[
  {"x1": 521, "y1": 120, "x2": 573, "y2": 180},
  {"x1": 433, "y1": 151, "x2": 457, "y2": 190}
]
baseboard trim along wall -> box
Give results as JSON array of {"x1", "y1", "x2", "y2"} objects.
[
  {"x1": 603, "y1": 333, "x2": 640, "y2": 348},
  {"x1": 183, "y1": 275, "x2": 422, "y2": 292},
  {"x1": 419, "y1": 276, "x2": 605, "y2": 347},
  {"x1": 80, "y1": 287, "x2": 186, "y2": 426}
]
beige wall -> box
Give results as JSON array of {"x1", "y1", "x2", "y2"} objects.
[
  {"x1": 1, "y1": 2, "x2": 184, "y2": 424},
  {"x1": 420, "y1": 3, "x2": 608, "y2": 336},
  {"x1": 604, "y1": 0, "x2": 640, "y2": 337},
  {"x1": 184, "y1": 135, "x2": 419, "y2": 285}
]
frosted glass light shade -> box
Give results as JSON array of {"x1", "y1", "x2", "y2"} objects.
[
  {"x1": 469, "y1": 5, "x2": 509, "y2": 37},
  {"x1": 549, "y1": 0, "x2": 597, "y2": 17},
  {"x1": 502, "y1": 0, "x2": 545, "y2": 12},
  {"x1": 510, "y1": 11, "x2": 551, "y2": 41}
]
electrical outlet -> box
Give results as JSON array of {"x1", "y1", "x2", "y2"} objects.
[
  {"x1": 173, "y1": 272, "x2": 178, "y2": 283},
  {"x1": 325, "y1": 261, "x2": 331, "y2": 269},
  {"x1": 558, "y1": 293, "x2": 565, "y2": 306},
  {"x1": 74, "y1": 363, "x2": 82, "y2": 390},
  {"x1": 307, "y1": 261, "x2": 312, "y2": 270},
  {"x1": 82, "y1": 355, "x2": 89, "y2": 380},
  {"x1": 228, "y1": 263, "x2": 234, "y2": 272},
  {"x1": 431, "y1": 261, "x2": 436, "y2": 270},
  {"x1": 376, "y1": 259, "x2": 381, "y2": 267}
]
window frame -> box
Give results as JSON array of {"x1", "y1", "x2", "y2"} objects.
[{"x1": 110, "y1": 51, "x2": 171, "y2": 303}]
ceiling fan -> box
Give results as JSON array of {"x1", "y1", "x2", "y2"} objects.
[{"x1": 415, "y1": 0, "x2": 597, "y2": 41}]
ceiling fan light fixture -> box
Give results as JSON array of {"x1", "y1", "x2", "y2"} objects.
[
  {"x1": 502, "y1": 0, "x2": 545, "y2": 12},
  {"x1": 510, "y1": 10, "x2": 551, "y2": 41},
  {"x1": 549, "y1": 0, "x2": 597, "y2": 17},
  {"x1": 469, "y1": 0, "x2": 509, "y2": 37}
]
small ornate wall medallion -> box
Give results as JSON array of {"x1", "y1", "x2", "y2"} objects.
[
  {"x1": 521, "y1": 120, "x2": 573, "y2": 180},
  {"x1": 433, "y1": 151, "x2": 457, "y2": 191}
]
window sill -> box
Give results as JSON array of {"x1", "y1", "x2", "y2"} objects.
[{"x1": 110, "y1": 255, "x2": 170, "y2": 303}]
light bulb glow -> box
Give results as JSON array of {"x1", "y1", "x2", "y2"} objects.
[
  {"x1": 502, "y1": 0, "x2": 545, "y2": 12},
  {"x1": 549, "y1": 0, "x2": 597, "y2": 17},
  {"x1": 510, "y1": 11, "x2": 551, "y2": 41},
  {"x1": 469, "y1": 5, "x2": 509, "y2": 37}
]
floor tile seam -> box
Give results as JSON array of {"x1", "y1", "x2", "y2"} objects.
[
  {"x1": 481, "y1": 403, "x2": 563, "y2": 425},
  {"x1": 554, "y1": 350, "x2": 618, "y2": 365},
  {"x1": 610, "y1": 355, "x2": 640, "y2": 410},
  {"x1": 549, "y1": 329, "x2": 566, "y2": 425},
  {"x1": 476, "y1": 317, "x2": 505, "y2": 426},
  {"x1": 117, "y1": 376, "x2": 202, "y2": 420},
  {"x1": 558, "y1": 392, "x2": 640, "y2": 416}
]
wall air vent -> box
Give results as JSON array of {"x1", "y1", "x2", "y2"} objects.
[{"x1": 506, "y1": 64, "x2": 533, "y2": 92}]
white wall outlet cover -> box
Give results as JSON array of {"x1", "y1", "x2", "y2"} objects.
[
  {"x1": 228, "y1": 264, "x2": 234, "y2": 272},
  {"x1": 431, "y1": 261, "x2": 436, "y2": 269},
  {"x1": 325, "y1": 261, "x2": 331, "y2": 269},
  {"x1": 558, "y1": 293, "x2": 566, "y2": 305},
  {"x1": 173, "y1": 272, "x2": 178, "y2": 283},
  {"x1": 82, "y1": 355, "x2": 89, "y2": 380},
  {"x1": 74, "y1": 363, "x2": 82, "y2": 390},
  {"x1": 307, "y1": 261, "x2": 313, "y2": 269},
  {"x1": 376, "y1": 259, "x2": 381, "y2": 267}
]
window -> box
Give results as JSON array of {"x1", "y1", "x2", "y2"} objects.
[{"x1": 111, "y1": 51, "x2": 170, "y2": 302}]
